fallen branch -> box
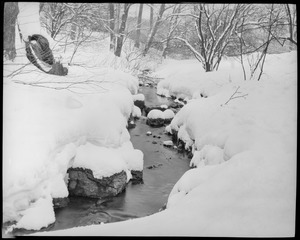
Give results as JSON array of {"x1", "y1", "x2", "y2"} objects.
[{"x1": 12, "y1": 78, "x2": 110, "y2": 94}]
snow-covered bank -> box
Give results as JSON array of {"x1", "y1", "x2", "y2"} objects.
[
  {"x1": 3, "y1": 2, "x2": 296, "y2": 236},
  {"x1": 3, "y1": 4, "x2": 144, "y2": 230},
  {"x1": 3, "y1": 66, "x2": 144, "y2": 231},
  {"x1": 30, "y1": 51, "x2": 296, "y2": 237}
]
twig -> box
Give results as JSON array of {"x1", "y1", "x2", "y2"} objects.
[{"x1": 222, "y1": 86, "x2": 248, "y2": 105}]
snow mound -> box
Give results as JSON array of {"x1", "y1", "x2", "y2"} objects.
[
  {"x1": 72, "y1": 143, "x2": 130, "y2": 180},
  {"x1": 133, "y1": 93, "x2": 145, "y2": 102},
  {"x1": 190, "y1": 145, "x2": 224, "y2": 168},
  {"x1": 116, "y1": 141, "x2": 144, "y2": 171},
  {"x1": 162, "y1": 109, "x2": 175, "y2": 120},
  {"x1": 132, "y1": 105, "x2": 142, "y2": 118},
  {"x1": 14, "y1": 196, "x2": 55, "y2": 231},
  {"x1": 147, "y1": 109, "x2": 164, "y2": 119}
]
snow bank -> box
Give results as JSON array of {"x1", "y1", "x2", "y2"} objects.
[
  {"x1": 190, "y1": 145, "x2": 224, "y2": 167},
  {"x1": 3, "y1": 61, "x2": 141, "y2": 232},
  {"x1": 32, "y1": 51, "x2": 296, "y2": 237},
  {"x1": 3, "y1": 1, "x2": 145, "y2": 233},
  {"x1": 165, "y1": 51, "x2": 297, "y2": 236}
]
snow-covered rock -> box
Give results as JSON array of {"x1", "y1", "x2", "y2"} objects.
[
  {"x1": 162, "y1": 109, "x2": 175, "y2": 123},
  {"x1": 146, "y1": 109, "x2": 165, "y2": 127},
  {"x1": 68, "y1": 168, "x2": 127, "y2": 198},
  {"x1": 163, "y1": 140, "x2": 173, "y2": 147},
  {"x1": 132, "y1": 105, "x2": 142, "y2": 118}
]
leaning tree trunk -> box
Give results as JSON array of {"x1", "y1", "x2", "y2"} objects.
[
  {"x1": 143, "y1": 4, "x2": 165, "y2": 56},
  {"x1": 4, "y1": 2, "x2": 19, "y2": 61},
  {"x1": 114, "y1": 4, "x2": 130, "y2": 57}
]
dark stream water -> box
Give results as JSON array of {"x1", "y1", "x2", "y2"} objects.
[{"x1": 10, "y1": 86, "x2": 191, "y2": 235}]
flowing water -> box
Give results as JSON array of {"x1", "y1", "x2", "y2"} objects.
[{"x1": 10, "y1": 85, "x2": 191, "y2": 235}]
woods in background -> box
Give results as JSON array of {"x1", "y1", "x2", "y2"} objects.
[{"x1": 4, "y1": 3, "x2": 297, "y2": 76}]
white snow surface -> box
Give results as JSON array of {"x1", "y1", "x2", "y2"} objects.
[
  {"x1": 147, "y1": 109, "x2": 175, "y2": 120},
  {"x1": 132, "y1": 93, "x2": 145, "y2": 101},
  {"x1": 31, "y1": 51, "x2": 297, "y2": 237},
  {"x1": 72, "y1": 143, "x2": 131, "y2": 180},
  {"x1": 3, "y1": 3, "x2": 143, "y2": 232},
  {"x1": 147, "y1": 109, "x2": 164, "y2": 119},
  {"x1": 162, "y1": 109, "x2": 175, "y2": 120},
  {"x1": 132, "y1": 105, "x2": 142, "y2": 118},
  {"x1": 3, "y1": 3, "x2": 296, "y2": 236}
]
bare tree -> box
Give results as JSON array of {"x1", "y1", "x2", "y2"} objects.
[
  {"x1": 235, "y1": 4, "x2": 294, "y2": 81},
  {"x1": 40, "y1": 3, "x2": 71, "y2": 39},
  {"x1": 161, "y1": 4, "x2": 182, "y2": 58},
  {"x1": 174, "y1": 4, "x2": 251, "y2": 72}
]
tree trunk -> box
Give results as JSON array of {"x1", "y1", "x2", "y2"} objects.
[
  {"x1": 134, "y1": 4, "x2": 143, "y2": 48},
  {"x1": 149, "y1": 4, "x2": 153, "y2": 30},
  {"x1": 143, "y1": 4, "x2": 165, "y2": 56},
  {"x1": 4, "y1": 2, "x2": 19, "y2": 61},
  {"x1": 114, "y1": 4, "x2": 130, "y2": 57},
  {"x1": 109, "y1": 3, "x2": 115, "y2": 51},
  {"x1": 70, "y1": 23, "x2": 77, "y2": 40},
  {"x1": 162, "y1": 38, "x2": 170, "y2": 58},
  {"x1": 205, "y1": 62, "x2": 213, "y2": 72}
]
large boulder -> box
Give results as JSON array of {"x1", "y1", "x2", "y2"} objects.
[{"x1": 67, "y1": 168, "x2": 127, "y2": 199}]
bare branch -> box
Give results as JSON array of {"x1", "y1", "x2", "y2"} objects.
[{"x1": 222, "y1": 86, "x2": 248, "y2": 105}]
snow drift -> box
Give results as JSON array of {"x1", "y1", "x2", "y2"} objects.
[{"x1": 31, "y1": 51, "x2": 296, "y2": 237}]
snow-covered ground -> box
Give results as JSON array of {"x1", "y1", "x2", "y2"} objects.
[
  {"x1": 3, "y1": 2, "x2": 144, "y2": 235},
  {"x1": 3, "y1": 2, "x2": 296, "y2": 237},
  {"x1": 26, "y1": 51, "x2": 296, "y2": 237}
]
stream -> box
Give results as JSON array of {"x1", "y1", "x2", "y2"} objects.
[{"x1": 10, "y1": 85, "x2": 191, "y2": 235}]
